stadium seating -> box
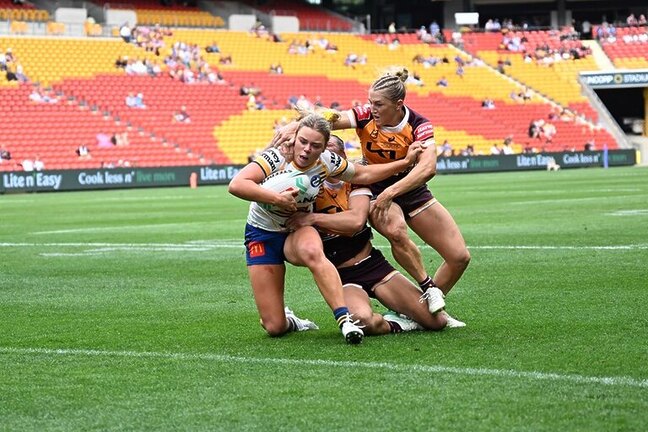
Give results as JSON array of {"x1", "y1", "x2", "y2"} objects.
[
  {"x1": 238, "y1": 0, "x2": 353, "y2": 32},
  {"x1": 598, "y1": 26, "x2": 648, "y2": 69},
  {"x1": 458, "y1": 30, "x2": 602, "y2": 114},
  {"x1": 0, "y1": 25, "x2": 619, "y2": 172},
  {"x1": 91, "y1": 0, "x2": 224, "y2": 28},
  {"x1": 0, "y1": 0, "x2": 49, "y2": 22}
]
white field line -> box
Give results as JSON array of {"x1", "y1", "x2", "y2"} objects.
[
  {"x1": 1, "y1": 242, "x2": 648, "y2": 254},
  {"x1": 32, "y1": 222, "x2": 212, "y2": 235},
  {"x1": 508, "y1": 195, "x2": 648, "y2": 205},
  {"x1": 1, "y1": 346, "x2": 646, "y2": 389}
]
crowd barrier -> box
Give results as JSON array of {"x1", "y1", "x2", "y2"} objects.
[{"x1": 0, "y1": 149, "x2": 637, "y2": 194}]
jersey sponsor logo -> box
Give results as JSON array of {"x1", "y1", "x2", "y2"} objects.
[
  {"x1": 261, "y1": 152, "x2": 277, "y2": 171},
  {"x1": 414, "y1": 123, "x2": 434, "y2": 140},
  {"x1": 310, "y1": 174, "x2": 323, "y2": 188},
  {"x1": 365, "y1": 141, "x2": 397, "y2": 160},
  {"x1": 354, "y1": 105, "x2": 372, "y2": 121},
  {"x1": 247, "y1": 241, "x2": 266, "y2": 258}
]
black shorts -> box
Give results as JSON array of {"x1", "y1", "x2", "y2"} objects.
[
  {"x1": 369, "y1": 184, "x2": 435, "y2": 220},
  {"x1": 337, "y1": 248, "x2": 398, "y2": 298}
]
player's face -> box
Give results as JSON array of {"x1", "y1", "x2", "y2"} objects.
[
  {"x1": 293, "y1": 126, "x2": 326, "y2": 168},
  {"x1": 326, "y1": 138, "x2": 346, "y2": 158},
  {"x1": 368, "y1": 89, "x2": 403, "y2": 128}
]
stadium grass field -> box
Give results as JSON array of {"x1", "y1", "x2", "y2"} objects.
[{"x1": 1, "y1": 166, "x2": 647, "y2": 431}]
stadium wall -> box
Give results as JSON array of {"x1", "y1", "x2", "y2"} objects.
[{"x1": 0, "y1": 150, "x2": 636, "y2": 194}]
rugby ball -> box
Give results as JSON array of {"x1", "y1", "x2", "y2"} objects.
[{"x1": 260, "y1": 170, "x2": 320, "y2": 212}]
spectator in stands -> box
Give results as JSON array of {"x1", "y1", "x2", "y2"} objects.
[
  {"x1": 405, "y1": 71, "x2": 424, "y2": 86},
  {"x1": 134, "y1": 92, "x2": 146, "y2": 108},
  {"x1": 0, "y1": 148, "x2": 11, "y2": 165},
  {"x1": 125, "y1": 92, "x2": 137, "y2": 108},
  {"x1": 34, "y1": 155, "x2": 45, "y2": 171},
  {"x1": 29, "y1": 85, "x2": 57, "y2": 104},
  {"x1": 269, "y1": 63, "x2": 283, "y2": 74},
  {"x1": 295, "y1": 94, "x2": 312, "y2": 111},
  {"x1": 115, "y1": 55, "x2": 128, "y2": 69},
  {"x1": 388, "y1": 22, "x2": 396, "y2": 34},
  {"x1": 250, "y1": 20, "x2": 267, "y2": 38},
  {"x1": 14, "y1": 63, "x2": 27, "y2": 83},
  {"x1": 581, "y1": 20, "x2": 592, "y2": 39},
  {"x1": 523, "y1": 143, "x2": 538, "y2": 153},
  {"x1": 521, "y1": 87, "x2": 533, "y2": 101},
  {"x1": 438, "y1": 140, "x2": 453, "y2": 156},
  {"x1": 460, "y1": 145, "x2": 474, "y2": 156},
  {"x1": 119, "y1": 23, "x2": 132, "y2": 43},
  {"x1": 542, "y1": 122, "x2": 556, "y2": 143},
  {"x1": 529, "y1": 119, "x2": 543, "y2": 139},
  {"x1": 436, "y1": 76, "x2": 448, "y2": 87},
  {"x1": 451, "y1": 30, "x2": 464, "y2": 48},
  {"x1": 112, "y1": 132, "x2": 129, "y2": 147},
  {"x1": 205, "y1": 41, "x2": 220, "y2": 53},
  {"x1": 388, "y1": 36, "x2": 400, "y2": 50},
  {"x1": 21, "y1": 158, "x2": 34, "y2": 172},
  {"x1": 502, "y1": 137, "x2": 515, "y2": 154},
  {"x1": 510, "y1": 90, "x2": 522, "y2": 103},
  {"x1": 172, "y1": 106, "x2": 191, "y2": 123},
  {"x1": 429, "y1": 21, "x2": 440, "y2": 37},
  {"x1": 76, "y1": 144, "x2": 91, "y2": 160},
  {"x1": 584, "y1": 139, "x2": 596, "y2": 151},
  {"x1": 456, "y1": 65, "x2": 464, "y2": 78},
  {"x1": 490, "y1": 143, "x2": 501, "y2": 155},
  {"x1": 481, "y1": 98, "x2": 495, "y2": 109}
]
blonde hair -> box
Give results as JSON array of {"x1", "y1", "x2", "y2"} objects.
[
  {"x1": 371, "y1": 67, "x2": 408, "y2": 102},
  {"x1": 297, "y1": 113, "x2": 331, "y2": 144}
]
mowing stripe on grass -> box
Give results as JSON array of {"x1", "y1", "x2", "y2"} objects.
[
  {"x1": 1, "y1": 347, "x2": 647, "y2": 389},
  {"x1": 1, "y1": 242, "x2": 647, "y2": 251}
]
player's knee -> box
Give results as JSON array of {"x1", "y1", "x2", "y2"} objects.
[
  {"x1": 383, "y1": 223, "x2": 410, "y2": 245},
  {"x1": 454, "y1": 248, "x2": 471, "y2": 269},
  {"x1": 353, "y1": 310, "x2": 373, "y2": 327},
  {"x1": 297, "y1": 243, "x2": 325, "y2": 266}
]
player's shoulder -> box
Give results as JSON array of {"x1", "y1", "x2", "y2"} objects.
[
  {"x1": 254, "y1": 148, "x2": 285, "y2": 174},
  {"x1": 406, "y1": 106, "x2": 431, "y2": 127},
  {"x1": 406, "y1": 106, "x2": 434, "y2": 140}
]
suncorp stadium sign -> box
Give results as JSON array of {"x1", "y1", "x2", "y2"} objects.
[{"x1": 581, "y1": 70, "x2": 648, "y2": 88}]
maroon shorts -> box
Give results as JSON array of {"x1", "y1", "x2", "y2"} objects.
[
  {"x1": 337, "y1": 248, "x2": 397, "y2": 298},
  {"x1": 369, "y1": 184, "x2": 434, "y2": 220}
]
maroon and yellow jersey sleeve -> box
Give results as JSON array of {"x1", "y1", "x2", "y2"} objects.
[{"x1": 351, "y1": 105, "x2": 434, "y2": 165}]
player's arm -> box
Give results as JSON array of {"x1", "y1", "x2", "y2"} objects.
[
  {"x1": 377, "y1": 141, "x2": 437, "y2": 199},
  {"x1": 269, "y1": 109, "x2": 354, "y2": 149},
  {"x1": 287, "y1": 192, "x2": 371, "y2": 235},
  {"x1": 341, "y1": 142, "x2": 423, "y2": 185},
  {"x1": 228, "y1": 163, "x2": 298, "y2": 211},
  {"x1": 329, "y1": 109, "x2": 354, "y2": 130}
]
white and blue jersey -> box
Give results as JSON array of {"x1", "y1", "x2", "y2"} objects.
[{"x1": 247, "y1": 148, "x2": 356, "y2": 232}]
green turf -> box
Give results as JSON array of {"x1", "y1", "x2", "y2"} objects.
[{"x1": 1, "y1": 167, "x2": 647, "y2": 431}]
